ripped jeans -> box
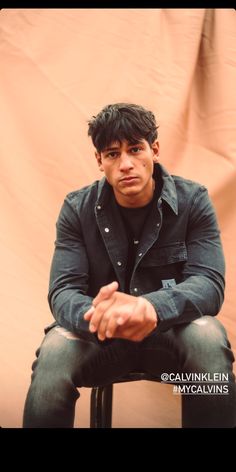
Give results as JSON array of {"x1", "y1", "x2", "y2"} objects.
[{"x1": 23, "y1": 316, "x2": 236, "y2": 428}]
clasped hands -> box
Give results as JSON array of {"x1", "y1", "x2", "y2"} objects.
[{"x1": 84, "y1": 281, "x2": 157, "y2": 342}]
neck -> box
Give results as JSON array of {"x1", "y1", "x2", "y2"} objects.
[{"x1": 114, "y1": 178, "x2": 156, "y2": 208}]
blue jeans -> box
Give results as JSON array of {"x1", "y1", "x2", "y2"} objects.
[{"x1": 23, "y1": 316, "x2": 236, "y2": 428}]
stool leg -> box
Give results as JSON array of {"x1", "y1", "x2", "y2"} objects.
[
  {"x1": 90, "y1": 384, "x2": 113, "y2": 428},
  {"x1": 102, "y1": 384, "x2": 113, "y2": 428}
]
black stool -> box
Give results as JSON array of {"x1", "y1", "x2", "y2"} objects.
[{"x1": 90, "y1": 372, "x2": 161, "y2": 428}]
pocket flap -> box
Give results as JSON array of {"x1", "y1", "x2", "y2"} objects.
[{"x1": 141, "y1": 241, "x2": 187, "y2": 267}]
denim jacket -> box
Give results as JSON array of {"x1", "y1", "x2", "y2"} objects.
[{"x1": 48, "y1": 163, "x2": 225, "y2": 339}]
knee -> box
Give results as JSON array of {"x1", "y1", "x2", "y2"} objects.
[
  {"x1": 175, "y1": 316, "x2": 234, "y2": 372},
  {"x1": 186, "y1": 316, "x2": 227, "y2": 346},
  {"x1": 31, "y1": 328, "x2": 77, "y2": 384}
]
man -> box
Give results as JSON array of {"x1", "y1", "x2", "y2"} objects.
[{"x1": 23, "y1": 103, "x2": 236, "y2": 428}]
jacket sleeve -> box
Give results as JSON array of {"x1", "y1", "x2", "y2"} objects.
[
  {"x1": 143, "y1": 186, "x2": 225, "y2": 331},
  {"x1": 48, "y1": 196, "x2": 95, "y2": 340}
]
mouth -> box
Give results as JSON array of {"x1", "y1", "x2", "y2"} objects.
[{"x1": 119, "y1": 176, "x2": 139, "y2": 183}]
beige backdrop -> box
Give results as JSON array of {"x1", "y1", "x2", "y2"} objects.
[{"x1": 0, "y1": 8, "x2": 235, "y2": 428}]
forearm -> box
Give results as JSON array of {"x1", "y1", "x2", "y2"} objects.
[
  {"x1": 143, "y1": 273, "x2": 225, "y2": 332},
  {"x1": 48, "y1": 287, "x2": 95, "y2": 340}
]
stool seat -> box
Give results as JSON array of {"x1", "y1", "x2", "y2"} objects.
[{"x1": 90, "y1": 372, "x2": 161, "y2": 428}]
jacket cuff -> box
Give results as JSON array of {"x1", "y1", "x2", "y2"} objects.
[{"x1": 142, "y1": 290, "x2": 178, "y2": 331}]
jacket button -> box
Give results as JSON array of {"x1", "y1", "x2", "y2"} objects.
[
  {"x1": 104, "y1": 227, "x2": 110, "y2": 233},
  {"x1": 134, "y1": 239, "x2": 139, "y2": 245},
  {"x1": 134, "y1": 288, "x2": 138, "y2": 293},
  {"x1": 117, "y1": 261, "x2": 122, "y2": 266},
  {"x1": 97, "y1": 205, "x2": 102, "y2": 210},
  {"x1": 138, "y1": 252, "x2": 143, "y2": 257},
  {"x1": 157, "y1": 223, "x2": 160, "y2": 227}
]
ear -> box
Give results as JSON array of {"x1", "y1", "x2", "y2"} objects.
[
  {"x1": 95, "y1": 152, "x2": 104, "y2": 172},
  {"x1": 151, "y1": 141, "x2": 159, "y2": 163}
]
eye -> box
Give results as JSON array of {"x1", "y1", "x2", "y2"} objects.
[
  {"x1": 130, "y1": 146, "x2": 142, "y2": 154},
  {"x1": 105, "y1": 151, "x2": 119, "y2": 160}
]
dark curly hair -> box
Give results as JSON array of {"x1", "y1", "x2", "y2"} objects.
[{"x1": 88, "y1": 103, "x2": 158, "y2": 153}]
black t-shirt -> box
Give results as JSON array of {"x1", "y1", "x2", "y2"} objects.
[{"x1": 116, "y1": 179, "x2": 161, "y2": 292}]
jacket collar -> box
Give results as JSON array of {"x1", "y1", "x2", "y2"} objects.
[
  {"x1": 157, "y1": 163, "x2": 178, "y2": 215},
  {"x1": 96, "y1": 163, "x2": 178, "y2": 215}
]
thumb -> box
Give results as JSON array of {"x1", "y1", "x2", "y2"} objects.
[{"x1": 93, "y1": 281, "x2": 119, "y2": 307}]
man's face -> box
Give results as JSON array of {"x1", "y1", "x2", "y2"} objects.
[{"x1": 95, "y1": 139, "x2": 159, "y2": 208}]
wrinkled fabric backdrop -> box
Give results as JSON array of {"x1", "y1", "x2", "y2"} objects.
[{"x1": 0, "y1": 9, "x2": 235, "y2": 427}]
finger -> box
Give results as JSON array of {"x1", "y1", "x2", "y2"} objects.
[
  {"x1": 136, "y1": 297, "x2": 158, "y2": 325},
  {"x1": 131, "y1": 297, "x2": 146, "y2": 321},
  {"x1": 130, "y1": 318, "x2": 156, "y2": 341},
  {"x1": 125, "y1": 302, "x2": 157, "y2": 340},
  {"x1": 84, "y1": 305, "x2": 95, "y2": 321},
  {"x1": 96, "y1": 301, "x2": 122, "y2": 340},
  {"x1": 130, "y1": 297, "x2": 156, "y2": 327},
  {"x1": 116, "y1": 312, "x2": 130, "y2": 326},
  {"x1": 117, "y1": 315, "x2": 157, "y2": 341},
  {"x1": 107, "y1": 301, "x2": 140, "y2": 339},
  {"x1": 105, "y1": 305, "x2": 132, "y2": 338},
  {"x1": 115, "y1": 296, "x2": 141, "y2": 327},
  {"x1": 113, "y1": 300, "x2": 157, "y2": 341},
  {"x1": 89, "y1": 297, "x2": 115, "y2": 335},
  {"x1": 115, "y1": 298, "x2": 145, "y2": 329},
  {"x1": 114, "y1": 324, "x2": 146, "y2": 342},
  {"x1": 93, "y1": 281, "x2": 118, "y2": 307}
]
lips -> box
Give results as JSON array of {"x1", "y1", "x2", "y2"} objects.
[{"x1": 119, "y1": 176, "x2": 139, "y2": 183}]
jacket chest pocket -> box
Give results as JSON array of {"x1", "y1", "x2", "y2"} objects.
[{"x1": 140, "y1": 241, "x2": 187, "y2": 284}]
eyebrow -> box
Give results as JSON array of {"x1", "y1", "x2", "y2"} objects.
[
  {"x1": 103, "y1": 145, "x2": 120, "y2": 152},
  {"x1": 102, "y1": 140, "x2": 144, "y2": 152}
]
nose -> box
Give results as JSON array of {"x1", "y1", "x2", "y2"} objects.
[{"x1": 119, "y1": 152, "x2": 134, "y2": 172}]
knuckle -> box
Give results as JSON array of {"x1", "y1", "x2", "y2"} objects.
[
  {"x1": 138, "y1": 296, "x2": 146, "y2": 307},
  {"x1": 132, "y1": 332, "x2": 142, "y2": 341},
  {"x1": 100, "y1": 286, "x2": 107, "y2": 295}
]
